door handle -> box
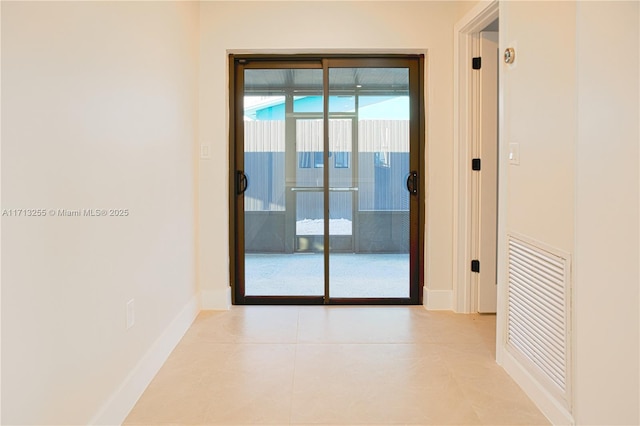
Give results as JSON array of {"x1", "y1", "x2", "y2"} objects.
[
  {"x1": 237, "y1": 170, "x2": 248, "y2": 195},
  {"x1": 406, "y1": 171, "x2": 418, "y2": 195}
]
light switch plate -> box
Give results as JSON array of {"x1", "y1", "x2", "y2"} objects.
[
  {"x1": 509, "y1": 143, "x2": 520, "y2": 165},
  {"x1": 200, "y1": 144, "x2": 211, "y2": 159}
]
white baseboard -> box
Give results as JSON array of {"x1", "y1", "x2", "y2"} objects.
[
  {"x1": 201, "y1": 286, "x2": 232, "y2": 310},
  {"x1": 501, "y1": 348, "x2": 574, "y2": 425},
  {"x1": 89, "y1": 294, "x2": 200, "y2": 425},
  {"x1": 424, "y1": 287, "x2": 453, "y2": 310}
]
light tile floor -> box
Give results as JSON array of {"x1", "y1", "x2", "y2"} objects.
[{"x1": 124, "y1": 306, "x2": 549, "y2": 425}]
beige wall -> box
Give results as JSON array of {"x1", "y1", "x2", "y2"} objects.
[
  {"x1": 502, "y1": 0, "x2": 576, "y2": 252},
  {"x1": 574, "y1": 2, "x2": 639, "y2": 423},
  {"x1": 198, "y1": 1, "x2": 475, "y2": 307},
  {"x1": 1, "y1": 2, "x2": 199, "y2": 424},
  {"x1": 501, "y1": 1, "x2": 639, "y2": 424}
]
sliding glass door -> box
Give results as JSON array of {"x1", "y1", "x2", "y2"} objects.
[{"x1": 231, "y1": 56, "x2": 423, "y2": 304}]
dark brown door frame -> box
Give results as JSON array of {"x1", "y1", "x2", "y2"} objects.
[{"x1": 229, "y1": 54, "x2": 425, "y2": 305}]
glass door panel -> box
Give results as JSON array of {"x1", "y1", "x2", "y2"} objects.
[
  {"x1": 243, "y1": 68, "x2": 324, "y2": 297},
  {"x1": 328, "y1": 67, "x2": 411, "y2": 299},
  {"x1": 328, "y1": 118, "x2": 354, "y2": 257},
  {"x1": 294, "y1": 118, "x2": 324, "y2": 254}
]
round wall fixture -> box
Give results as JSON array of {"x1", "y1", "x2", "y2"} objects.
[{"x1": 504, "y1": 47, "x2": 515, "y2": 64}]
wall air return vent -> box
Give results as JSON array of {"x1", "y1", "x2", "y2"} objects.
[{"x1": 507, "y1": 234, "x2": 571, "y2": 405}]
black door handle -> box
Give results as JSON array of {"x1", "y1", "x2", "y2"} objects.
[
  {"x1": 237, "y1": 171, "x2": 248, "y2": 195},
  {"x1": 406, "y1": 171, "x2": 418, "y2": 195}
]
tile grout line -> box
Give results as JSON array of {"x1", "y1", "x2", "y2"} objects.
[
  {"x1": 440, "y1": 343, "x2": 486, "y2": 426},
  {"x1": 288, "y1": 307, "x2": 301, "y2": 425}
]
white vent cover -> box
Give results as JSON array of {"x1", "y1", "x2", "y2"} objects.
[{"x1": 507, "y1": 235, "x2": 571, "y2": 400}]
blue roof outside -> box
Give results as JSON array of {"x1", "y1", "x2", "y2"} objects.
[{"x1": 248, "y1": 96, "x2": 409, "y2": 121}]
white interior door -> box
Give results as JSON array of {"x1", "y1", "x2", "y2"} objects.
[{"x1": 476, "y1": 31, "x2": 499, "y2": 313}]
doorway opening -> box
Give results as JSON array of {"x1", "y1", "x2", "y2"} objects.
[
  {"x1": 470, "y1": 25, "x2": 499, "y2": 313},
  {"x1": 230, "y1": 55, "x2": 424, "y2": 305},
  {"x1": 454, "y1": 3, "x2": 500, "y2": 314}
]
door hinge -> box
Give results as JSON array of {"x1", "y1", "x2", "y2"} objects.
[
  {"x1": 472, "y1": 57, "x2": 482, "y2": 70},
  {"x1": 471, "y1": 260, "x2": 480, "y2": 273},
  {"x1": 472, "y1": 158, "x2": 481, "y2": 171}
]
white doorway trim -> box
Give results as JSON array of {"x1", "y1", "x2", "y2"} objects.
[{"x1": 452, "y1": 0, "x2": 499, "y2": 312}]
